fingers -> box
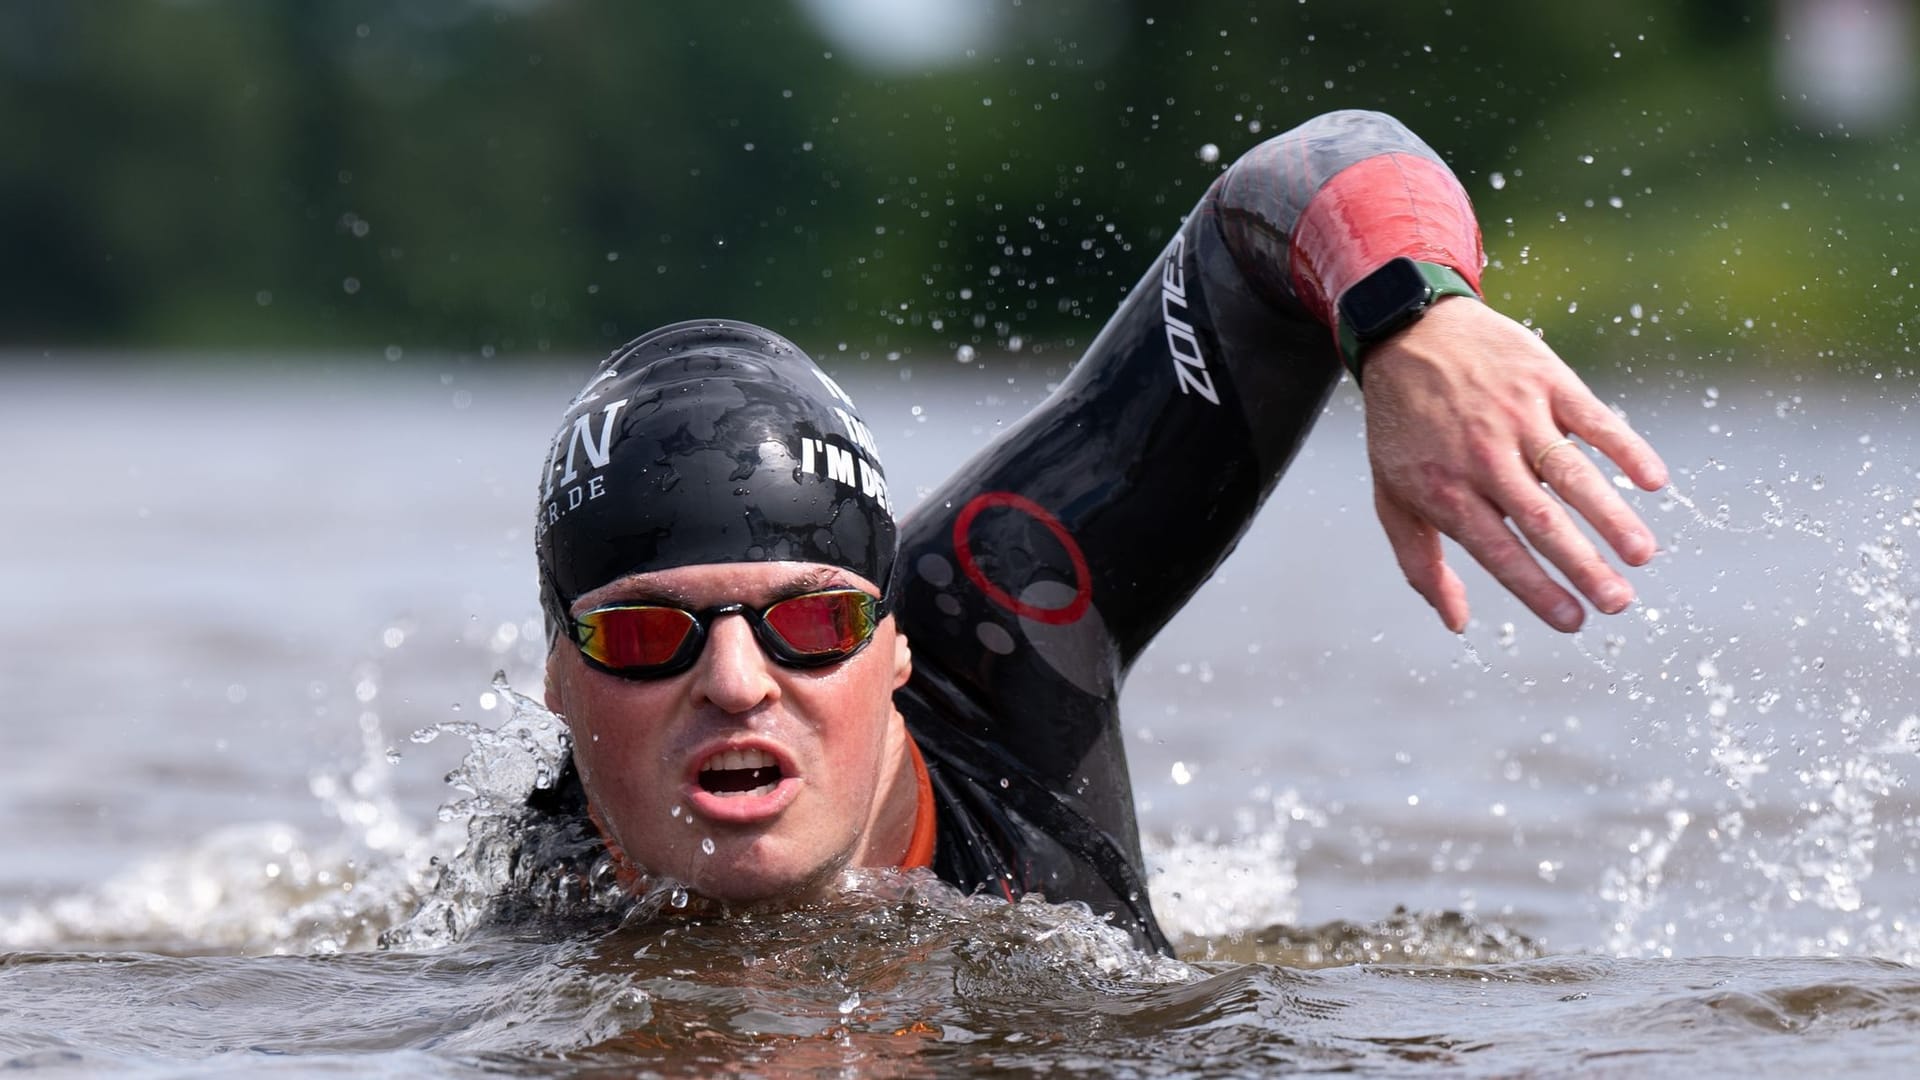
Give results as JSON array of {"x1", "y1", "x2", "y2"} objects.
[
  {"x1": 1380, "y1": 446, "x2": 1656, "y2": 633},
  {"x1": 1357, "y1": 298, "x2": 1669, "y2": 635},
  {"x1": 1495, "y1": 447, "x2": 1636, "y2": 616},
  {"x1": 1375, "y1": 489, "x2": 1470, "y2": 633},
  {"x1": 1556, "y1": 389, "x2": 1669, "y2": 491},
  {"x1": 1531, "y1": 436, "x2": 1659, "y2": 567},
  {"x1": 1432, "y1": 486, "x2": 1589, "y2": 632},
  {"x1": 1540, "y1": 374, "x2": 1666, "y2": 566}
]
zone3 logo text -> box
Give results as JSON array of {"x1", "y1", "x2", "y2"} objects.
[{"x1": 1161, "y1": 233, "x2": 1220, "y2": 405}]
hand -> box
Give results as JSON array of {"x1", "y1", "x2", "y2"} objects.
[{"x1": 1359, "y1": 296, "x2": 1668, "y2": 633}]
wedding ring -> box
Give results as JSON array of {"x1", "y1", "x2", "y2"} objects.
[{"x1": 1531, "y1": 437, "x2": 1577, "y2": 476}]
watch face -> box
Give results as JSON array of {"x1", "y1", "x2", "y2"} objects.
[{"x1": 1340, "y1": 257, "x2": 1431, "y2": 340}]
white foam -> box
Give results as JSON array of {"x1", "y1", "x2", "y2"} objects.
[{"x1": 1143, "y1": 793, "x2": 1315, "y2": 945}]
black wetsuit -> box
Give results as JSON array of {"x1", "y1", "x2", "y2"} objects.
[{"x1": 532, "y1": 110, "x2": 1479, "y2": 956}]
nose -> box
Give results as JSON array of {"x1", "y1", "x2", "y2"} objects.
[{"x1": 687, "y1": 612, "x2": 780, "y2": 713}]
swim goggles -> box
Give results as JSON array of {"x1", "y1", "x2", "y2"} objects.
[{"x1": 564, "y1": 588, "x2": 888, "y2": 679}]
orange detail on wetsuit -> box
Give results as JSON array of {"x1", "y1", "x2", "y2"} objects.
[
  {"x1": 900, "y1": 732, "x2": 937, "y2": 870},
  {"x1": 1286, "y1": 152, "x2": 1485, "y2": 331}
]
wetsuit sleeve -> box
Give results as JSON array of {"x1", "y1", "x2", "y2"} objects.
[
  {"x1": 1215, "y1": 109, "x2": 1485, "y2": 334},
  {"x1": 893, "y1": 110, "x2": 1484, "y2": 951}
]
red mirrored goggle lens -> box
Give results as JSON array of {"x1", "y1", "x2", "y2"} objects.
[
  {"x1": 760, "y1": 590, "x2": 879, "y2": 659},
  {"x1": 574, "y1": 605, "x2": 699, "y2": 669}
]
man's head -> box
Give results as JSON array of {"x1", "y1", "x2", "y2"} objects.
[
  {"x1": 535, "y1": 320, "x2": 916, "y2": 901},
  {"x1": 536, "y1": 319, "x2": 896, "y2": 616}
]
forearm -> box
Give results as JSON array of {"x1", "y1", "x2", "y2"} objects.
[{"x1": 1214, "y1": 109, "x2": 1485, "y2": 333}]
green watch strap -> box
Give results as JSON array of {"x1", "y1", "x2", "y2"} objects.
[{"x1": 1336, "y1": 260, "x2": 1480, "y2": 385}]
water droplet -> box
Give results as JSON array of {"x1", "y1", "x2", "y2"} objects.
[
  {"x1": 669, "y1": 886, "x2": 689, "y2": 909},
  {"x1": 701, "y1": 837, "x2": 715, "y2": 855},
  {"x1": 1489, "y1": 171, "x2": 1507, "y2": 190},
  {"x1": 1196, "y1": 142, "x2": 1221, "y2": 164}
]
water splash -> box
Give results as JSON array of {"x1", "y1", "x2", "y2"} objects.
[
  {"x1": 379, "y1": 672, "x2": 621, "y2": 949},
  {"x1": 0, "y1": 672, "x2": 582, "y2": 955},
  {"x1": 1574, "y1": 416, "x2": 1920, "y2": 962},
  {"x1": 0, "y1": 700, "x2": 440, "y2": 954},
  {"x1": 1847, "y1": 533, "x2": 1916, "y2": 659},
  {"x1": 1205, "y1": 906, "x2": 1541, "y2": 968},
  {"x1": 1600, "y1": 807, "x2": 1693, "y2": 957},
  {"x1": 1660, "y1": 477, "x2": 1769, "y2": 536},
  {"x1": 1144, "y1": 791, "x2": 1312, "y2": 944}
]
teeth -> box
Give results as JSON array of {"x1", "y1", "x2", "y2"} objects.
[
  {"x1": 701, "y1": 747, "x2": 777, "y2": 773},
  {"x1": 712, "y1": 780, "x2": 778, "y2": 799}
]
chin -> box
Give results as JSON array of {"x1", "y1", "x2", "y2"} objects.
[{"x1": 674, "y1": 838, "x2": 849, "y2": 904}]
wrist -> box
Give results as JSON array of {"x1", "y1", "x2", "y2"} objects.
[{"x1": 1335, "y1": 257, "x2": 1481, "y2": 383}]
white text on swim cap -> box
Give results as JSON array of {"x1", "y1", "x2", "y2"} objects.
[
  {"x1": 829, "y1": 406, "x2": 881, "y2": 459},
  {"x1": 797, "y1": 436, "x2": 891, "y2": 513},
  {"x1": 544, "y1": 397, "x2": 629, "y2": 500},
  {"x1": 811, "y1": 368, "x2": 859, "y2": 410},
  {"x1": 539, "y1": 397, "x2": 628, "y2": 532}
]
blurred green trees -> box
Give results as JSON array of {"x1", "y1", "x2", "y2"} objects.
[{"x1": 1, "y1": 0, "x2": 1913, "y2": 369}]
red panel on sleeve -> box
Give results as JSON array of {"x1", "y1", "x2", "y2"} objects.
[{"x1": 1287, "y1": 153, "x2": 1485, "y2": 330}]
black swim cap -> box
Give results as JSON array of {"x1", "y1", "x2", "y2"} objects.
[{"x1": 535, "y1": 319, "x2": 896, "y2": 635}]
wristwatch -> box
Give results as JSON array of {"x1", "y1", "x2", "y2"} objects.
[{"x1": 1335, "y1": 257, "x2": 1480, "y2": 382}]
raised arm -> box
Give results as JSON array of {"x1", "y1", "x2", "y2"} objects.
[
  {"x1": 891, "y1": 110, "x2": 1666, "y2": 948},
  {"x1": 893, "y1": 110, "x2": 1485, "y2": 941},
  {"x1": 1217, "y1": 109, "x2": 1668, "y2": 633}
]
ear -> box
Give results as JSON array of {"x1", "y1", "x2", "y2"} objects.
[
  {"x1": 890, "y1": 627, "x2": 913, "y2": 691},
  {"x1": 544, "y1": 647, "x2": 564, "y2": 715}
]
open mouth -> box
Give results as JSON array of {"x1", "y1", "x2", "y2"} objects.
[{"x1": 697, "y1": 747, "x2": 785, "y2": 797}]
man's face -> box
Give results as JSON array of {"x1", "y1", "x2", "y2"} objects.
[{"x1": 545, "y1": 561, "x2": 914, "y2": 902}]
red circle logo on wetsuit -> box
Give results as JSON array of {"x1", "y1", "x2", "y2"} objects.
[{"x1": 950, "y1": 491, "x2": 1092, "y2": 626}]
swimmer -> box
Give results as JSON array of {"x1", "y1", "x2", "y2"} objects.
[{"x1": 529, "y1": 110, "x2": 1668, "y2": 954}]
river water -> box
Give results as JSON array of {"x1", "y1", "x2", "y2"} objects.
[{"x1": 1, "y1": 355, "x2": 1917, "y2": 1076}]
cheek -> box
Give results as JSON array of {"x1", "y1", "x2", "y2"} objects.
[
  {"x1": 801, "y1": 658, "x2": 898, "y2": 769},
  {"x1": 550, "y1": 665, "x2": 667, "y2": 780}
]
